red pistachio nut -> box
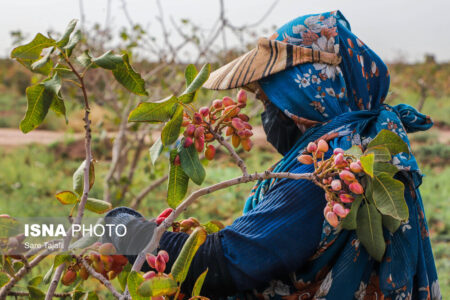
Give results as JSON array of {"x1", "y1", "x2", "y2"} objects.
[
  {"x1": 333, "y1": 148, "x2": 345, "y2": 155},
  {"x1": 212, "y1": 99, "x2": 223, "y2": 109},
  {"x1": 192, "y1": 112, "x2": 203, "y2": 124},
  {"x1": 155, "y1": 253, "x2": 166, "y2": 273},
  {"x1": 238, "y1": 113, "x2": 249, "y2": 122},
  {"x1": 323, "y1": 205, "x2": 332, "y2": 216},
  {"x1": 62, "y1": 269, "x2": 77, "y2": 286},
  {"x1": 173, "y1": 154, "x2": 181, "y2": 166},
  {"x1": 349, "y1": 182, "x2": 364, "y2": 194},
  {"x1": 194, "y1": 136, "x2": 205, "y2": 152},
  {"x1": 199, "y1": 106, "x2": 210, "y2": 117},
  {"x1": 306, "y1": 142, "x2": 317, "y2": 153},
  {"x1": 205, "y1": 145, "x2": 216, "y2": 160},
  {"x1": 226, "y1": 126, "x2": 235, "y2": 136},
  {"x1": 99, "y1": 243, "x2": 116, "y2": 255},
  {"x1": 317, "y1": 139, "x2": 329, "y2": 153},
  {"x1": 222, "y1": 96, "x2": 235, "y2": 107},
  {"x1": 325, "y1": 211, "x2": 339, "y2": 227},
  {"x1": 297, "y1": 155, "x2": 314, "y2": 165},
  {"x1": 334, "y1": 153, "x2": 345, "y2": 166},
  {"x1": 158, "y1": 250, "x2": 169, "y2": 263},
  {"x1": 241, "y1": 138, "x2": 252, "y2": 152},
  {"x1": 232, "y1": 135, "x2": 241, "y2": 148},
  {"x1": 237, "y1": 89, "x2": 247, "y2": 104},
  {"x1": 79, "y1": 266, "x2": 89, "y2": 280},
  {"x1": 339, "y1": 170, "x2": 356, "y2": 182},
  {"x1": 183, "y1": 137, "x2": 193, "y2": 148},
  {"x1": 146, "y1": 253, "x2": 157, "y2": 269},
  {"x1": 232, "y1": 117, "x2": 245, "y2": 130},
  {"x1": 194, "y1": 126, "x2": 205, "y2": 138},
  {"x1": 143, "y1": 271, "x2": 156, "y2": 280},
  {"x1": 223, "y1": 106, "x2": 240, "y2": 117},
  {"x1": 339, "y1": 193, "x2": 355, "y2": 203},
  {"x1": 158, "y1": 208, "x2": 173, "y2": 219},
  {"x1": 333, "y1": 203, "x2": 348, "y2": 218},
  {"x1": 350, "y1": 161, "x2": 363, "y2": 173},
  {"x1": 185, "y1": 124, "x2": 196, "y2": 136},
  {"x1": 331, "y1": 179, "x2": 342, "y2": 191}
]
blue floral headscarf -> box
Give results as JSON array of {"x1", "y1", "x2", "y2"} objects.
[{"x1": 244, "y1": 11, "x2": 441, "y2": 300}]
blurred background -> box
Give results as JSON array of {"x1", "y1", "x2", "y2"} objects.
[{"x1": 0, "y1": 0, "x2": 449, "y2": 296}]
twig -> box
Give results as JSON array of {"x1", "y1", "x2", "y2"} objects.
[
  {"x1": 213, "y1": 131, "x2": 248, "y2": 176},
  {"x1": 79, "y1": 257, "x2": 123, "y2": 299},
  {"x1": 8, "y1": 291, "x2": 72, "y2": 298},
  {"x1": 130, "y1": 175, "x2": 169, "y2": 210}
]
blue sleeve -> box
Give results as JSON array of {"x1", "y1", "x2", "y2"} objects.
[{"x1": 220, "y1": 162, "x2": 326, "y2": 290}]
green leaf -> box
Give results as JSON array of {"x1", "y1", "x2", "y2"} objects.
[
  {"x1": 20, "y1": 84, "x2": 53, "y2": 133},
  {"x1": 161, "y1": 104, "x2": 183, "y2": 146},
  {"x1": 137, "y1": 276, "x2": 178, "y2": 297},
  {"x1": 85, "y1": 198, "x2": 112, "y2": 214},
  {"x1": 149, "y1": 138, "x2": 163, "y2": 166},
  {"x1": 64, "y1": 30, "x2": 82, "y2": 56},
  {"x1": 31, "y1": 48, "x2": 53, "y2": 71},
  {"x1": 11, "y1": 33, "x2": 55, "y2": 60},
  {"x1": 179, "y1": 144, "x2": 206, "y2": 185},
  {"x1": 55, "y1": 191, "x2": 78, "y2": 205},
  {"x1": 356, "y1": 202, "x2": 386, "y2": 262},
  {"x1": 183, "y1": 63, "x2": 210, "y2": 94},
  {"x1": 53, "y1": 253, "x2": 74, "y2": 269},
  {"x1": 382, "y1": 214, "x2": 402, "y2": 233},
  {"x1": 360, "y1": 153, "x2": 374, "y2": 178},
  {"x1": 84, "y1": 291, "x2": 99, "y2": 300},
  {"x1": 167, "y1": 150, "x2": 189, "y2": 208},
  {"x1": 0, "y1": 272, "x2": 9, "y2": 288},
  {"x1": 185, "y1": 64, "x2": 198, "y2": 86},
  {"x1": 128, "y1": 95, "x2": 178, "y2": 123},
  {"x1": 112, "y1": 54, "x2": 148, "y2": 96},
  {"x1": 202, "y1": 221, "x2": 224, "y2": 234},
  {"x1": 42, "y1": 265, "x2": 53, "y2": 284},
  {"x1": 365, "y1": 146, "x2": 391, "y2": 162},
  {"x1": 76, "y1": 51, "x2": 95, "y2": 68},
  {"x1": 92, "y1": 50, "x2": 123, "y2": 69},
  {"x1": 373, "y1": 162, "x2": 398, "y2": 176},
  {"x1": 28, "y1": 275, "x2": 43, "y2": 286},
  {"x1": 341, "y1": 195, "x2": 363, "y2": 230},
  {"x1": 56, "y1": 19, "x2": 78, "y2": 47},
  {"x1": 372, "y1": 173, "x2": 408, "y2": 220},
  {"x1": 180, "y1": 64, "x2": 210, "y2": 104},
  {"x1": 171, "y1": 227, "x2": 207, "y2": 284},
  {"x1": 344, "y1": 145, "x2": 363, "y2": 159},
  {"x1": 73, "y1": 160, "x2": 95, "y2": 196},
  {"x1": 27, "y1": 285, "x2": 45, "y2": 300},
  {"x1": 16, "y1": 57, "x2": 53, "y2": 75},
  {"x1": 127, "y1": 271, "x2": 146, "y2": 300},
  {"x1": 50, "y1": 94, "x2": 67, "y2": 123},
  {"x1": 192, "y1": 269, "x2": 208, "y2": 297},
  {"x1": 53, "y1": 63, "x2": 73, "y2": 77},
  {"x1": 118, "y1": 263, "x2": 131, "y2": 291},
  {"x1": 367, "y1": 129, "x2": 409, "y2": 156}
]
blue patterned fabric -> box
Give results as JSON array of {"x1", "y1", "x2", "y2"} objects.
[{"x1": 241, "y1": 10, "x2": 440, "y2": 299}]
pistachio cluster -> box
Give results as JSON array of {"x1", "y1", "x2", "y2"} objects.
[{"x1": 298, "y1": 140, "x2": 365, "y2": 228}]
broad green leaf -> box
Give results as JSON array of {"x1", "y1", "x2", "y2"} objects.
[
  {"x1": 183, "y1": 63, "x2": 210, "y2": 94},
  {"x1": 180, "y1": 64, "x2": 210, "y2": 104},
  {"x1": 92, "y1": 50, "x2": 123, "y2": 70},
  {"x1": 11, "y1": 33, "x2": 55, "y2": 60},
  {"x1": 31, "y1": 48, "x2": 53, "y2": 71},
  {"x1": 382, "y1": 214, "x2": 402, "y2": 233},
  {"x1": 202, "y1": 220, "x2": 225, "y2": 234},
  {"x1": 53, "y1": 252, "x2": 74, "y2": 269},
  {"x1": 149, "y1": 138, "x2": 163, "y2": 165},
  {"x1": 127, "y1": 271, "x2": 146, "y2": 300},
  {"x1": 55, "y1": 191, "x2": 78, "y2": 205},
  {"x1": 20, "y1": 84, "x2": 53, "y2": 133},
  {"x1": 167, "y1": 150, "x2": 189, "y2": 208},
  {"x1": 84, "y1": 292, "x2": 99, "y2": 300},
  {"x1": 185, "y1": 64, "x2": 198, "y2": 86},
  {"x1": 12, "y1": 261, "x2": 24, "y2": 272},
  {"x1": 118, "y1": 263, "x2": 131, "y2": 291},
  {"x1": 76, "y1": 51, "x2": 95, "y2": 68},
  {"x1": 0, "y1": 272, "x2": 9, "y2": 288},
  {"x1": 356, "y1": 202, "x2": 385, "y2": 262},
  {"x1": 344, "y1": 145, "x2": 363, "y2": 159},
  {"x1": 137, "y1": 276, "x2": 178, "y2": 297},
  {"x1": 341, "y1": 195, "x2": 363, "y2": 230},
  {"x1": 171, "y1": 227, "x2": 207, "y2": 283},
  {"x1": 64, "y1": 30, "x2": 82, "y2": 56},
  {"x1": 53, "y1": 63, "x2": 73, "y2": 78},
  {"x1": 372, "y1": 173, "x2": 408, "y2": 220},
  {"x1": 73, "y1": 160, "x2": 95, "y2": 196},
  {"x1": 128, "y1": 95, "x2": 178, "y2": 123},
  {"x1": 28, "y1": 275, "x2": 43, "y2": 286},
  {"x1": 27, "y1": 285, "x2": 45, "y2": 300},
  {"x1": 112, "y1": 54, "x2": 148, "y2": 96},
  {"x1": 161, "y1": 104, "x2": 183, "y2": 146},
  {"x1": 360, "y1": 153, "x2": 374, "y2": 178},
  {"x1": 179, "y1": 144, "x2": 206, "y2": 185},
  {"x1": 365, "y1": 146, "x2": 391, "y2": 162},
  {"x1": 367, "y1": 129, "x2": 409, "y2": 156},
  {"x1": 373, "y1": 162, "x2": 398, "y2": 176},
  {"x1": 192, "y1": 269, "x2": 208, "y2": 297},
  {"x1": 56, "y1": 19, "x2": 78, "y2": 47},
  {"x1": 50, "y1": 94, "x2": 67, "y2": 123},
  {"x1": 85, "y1": 198, "x2": 112, "y2": 214},
  {"x1": 16, "y1": 57, "x2": 52, "y2": 75}
]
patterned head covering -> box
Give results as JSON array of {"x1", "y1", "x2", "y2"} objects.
[{"x1": 205, "y1": 10, "x2": 440, "y2": 300}]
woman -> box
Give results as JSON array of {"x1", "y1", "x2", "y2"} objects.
[{"x1": 104, "y1": 11, "x2": 441, "y2": 299}]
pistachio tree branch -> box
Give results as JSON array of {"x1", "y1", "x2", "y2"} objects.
[
  {"x1": 46, "y1": 50, "x2": 93, "y2": 300},
  {"x1": 212, "y1": 130, "x2": 248, "y2": 176},
  {"x1": 79, "y1": 257, "x2": 123, "y2": 299}
]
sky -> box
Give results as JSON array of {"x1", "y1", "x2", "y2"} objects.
[{"x1": 1, "y1": 0, "x2": 449, "y2": 63}]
